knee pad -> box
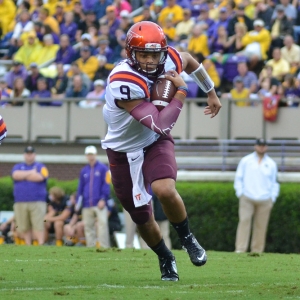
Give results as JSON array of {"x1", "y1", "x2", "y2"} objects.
[{"x1": 130, "y1": 206, "x2": 152, "y2": 225}]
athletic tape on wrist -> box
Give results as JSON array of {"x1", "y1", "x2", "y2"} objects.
[{"x1": 189, "y1": 63, "x2": 215, "y2": 93}]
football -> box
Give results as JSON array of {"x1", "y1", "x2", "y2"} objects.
[{"x1": 150, "y1": 74, "x2": 177, "y2": 111}]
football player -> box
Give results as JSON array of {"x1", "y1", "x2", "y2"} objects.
[
  {"x1": 102, "y1": 21, "x2": 221, "y2": 281},
  {"x1": 0, "y1": 91, "x2": 8, "y2": 143}
]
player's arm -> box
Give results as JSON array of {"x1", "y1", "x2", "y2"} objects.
[
  {"x1": 180, "y1": 51, "x2": 222, "y2": 118},
  {"x1": 117, "y1": 71, "x2": 187, "y2": 136}
]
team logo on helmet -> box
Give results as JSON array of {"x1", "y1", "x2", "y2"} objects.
[
  {"x1": 145, "y1": 43, "x2": 161, "y2": 49},
  {"x1": 127, "y1": 31, "x2": 142, "y2": 44}
]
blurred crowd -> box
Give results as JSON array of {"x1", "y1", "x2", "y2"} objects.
[
  {"x1": 0, "y1": 0, "x2": 300, "y2": 107},
  {"x1": 0, "y1": 187, "x2": 123, "y2": 247}
]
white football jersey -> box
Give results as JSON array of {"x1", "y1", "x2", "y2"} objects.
[{"x1": 101, "y1": 46, "x2": 183, "y2": 152}]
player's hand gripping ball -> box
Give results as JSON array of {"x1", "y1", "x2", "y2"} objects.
[{"x1": 150, "y1": 72, "x2": 177, "y2": 111}]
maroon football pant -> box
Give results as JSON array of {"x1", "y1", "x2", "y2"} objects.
[{"x1": 106, "y1": 134, "x2": 177, "y2": 225}]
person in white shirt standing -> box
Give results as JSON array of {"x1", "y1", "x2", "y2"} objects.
[{"x1": 234, "y1": 138, "x2": 280, "y2": 253}]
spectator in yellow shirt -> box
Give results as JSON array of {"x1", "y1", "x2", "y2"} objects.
[
  {"x1": 38, "y1": 7, "x2": 60, "y2": 35},
  {"x1": 175, "y1": 8, "x2": 194, "y2": 42},
  {"x1": 158, "y1": 0, "x2": 183, "y2": 27},
  {"x1": 229, "y1": 76, "x2": 250, "y2": 107},
  {"x1": 163, "y1": 18, "x2": 176, "y2": 42},
  {"x1": 14, "y1": 31, "x2": 43, "y2": 69},
  {"x1": 281, "y1": 35, "x2": 300, "y2": 74},
  {"x1": 151, "y1": 0, "x2": 164, "y2": 21},
  {"x1": 75, "y1": 47, "x2": 99, "y2": 80},
  {"x1": 0, "y1": 0, "x2": 16, "y2": 37},
  {"x1": 188, "y1": 24, "x2": 210, "y2": 57},
  {"x1": 35, "y1": 34, "x2": 59, "y2": 66},
  {"x1": 241, "y1": 19, "x2": 271, "y2": 61},
  {"x1": 266, "y1": 47, "x2": 290, "y2": 81},
  {"x1": 133, "y1": 5, "x2": 155, "y2": 23},
  {"x1": 43, "y1": 0, "x2": 59, "y2": 16}
]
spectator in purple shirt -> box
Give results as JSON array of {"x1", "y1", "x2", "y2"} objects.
[
  {"x1": 37, "y1": 24, "x2": 60, "y2": 45},
  {"x1": 81, "y1": 0, "x2": 97, "y2": 12},
  {"x1": 105, "y1": 6, "x2": 121, "y2": 36},
  {"x1": 210, "y1": 25, "x2": 231, "y2": 54},
  {"x1": 177, "y1": 0, "x2": 191, "y2": 9},
  {"x1": 233, "y1": 62, "x2": 258, "y2": 93},
  {"x1": 4, "y1": 61, "x2": 28, "y2": 89},
  {"x1": 60, "y1": 12, "x2": 78, "y2": 44},
  {"x1": 196, "y1": 5, "x2": 215, "y2": 38},
  {"x1": 95, "y1": 35, "x2": 114, "y2": 63},
  {"x1": 281, "y1": 74, "x2": 300, "y2": 107},
  {"x1": 31, "y1": 0, "x2": 44, "y2": 22},
  {"x1": 30, "y1": 77, "x2": 61, "y2": 106},
  {"x1": 93, "y1": 0, "x2": 113, "y2": 20},
  {"x1": 53, "y1": 2, "x2": 65, "y2": 25},
  {"x1": 12, "y1": 146, "x2": 49, "y2": 245},
  {"x1": 75, "y1": 145, "x2": 111, "y2": 248},
  {"x1": 210, "y1": 7, "x2": 230, "y2": 41},
  {"x1": 51, "y1": 63, "x2": 69, "y2": 98},
  {"x1": 73, "y1": 1, "x2": 86, "y2": 26},
  {"x1": 0, "y1": 77, "x2": 11, "y2": 100},
  {"x1": 55, "y1": 34, "x2": 76, "y2": 65},
  {"x1": 24, "y1": 63, "x2": 44, "y2": 92}
]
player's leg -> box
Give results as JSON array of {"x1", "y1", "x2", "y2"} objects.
[
  {"x1": 54, "y1": 220, "x2": 64, "y2": 246},
  {"x1": 107, "y1": 148, "x2": 178, "y2": 281},
  {"x1": 145, "y1": 135, "x2": 207, "y2": 267},
  {"x1": 136, "y1": 213, "x2": 179, "y2": 281},
  {"x1": 157, "y1": 220, "x2": 172, "y2": 249},
  {"x1": 123, "y1": 209, "x2": 136, "y2": 248}
]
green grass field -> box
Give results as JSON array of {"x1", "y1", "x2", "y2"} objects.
[{"x1": 0, "y1": 246, "x2": 300, "y2": 300}]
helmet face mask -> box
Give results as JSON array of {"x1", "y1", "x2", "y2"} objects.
[{"x1": 125, "y1": 22, "x2": 168, "y2": 80}]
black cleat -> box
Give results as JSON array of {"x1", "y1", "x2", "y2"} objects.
[
  {"x1": 159, "y1": 255, "x2": 179, "y2": 281},
  {"x1": 182, "y1": 233, "x2": 207, "y2": 266}
]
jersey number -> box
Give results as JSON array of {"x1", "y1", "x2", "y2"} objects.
[{"x1": 120, "y1": 85, "x2": 131, "y2": 100}]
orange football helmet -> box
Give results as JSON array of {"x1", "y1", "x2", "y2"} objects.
[{"x1": 125, "y1": 21, "x2": 168, "y2": 79}]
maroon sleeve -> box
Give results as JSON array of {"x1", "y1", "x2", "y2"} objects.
[{"x1": 130, "y1": 98, "x2": 183, "y2": 136}]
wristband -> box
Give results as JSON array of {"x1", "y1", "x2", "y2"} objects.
[
  {"x1": 189, "y1": 63, "x2": 214, "y2": 93},
  {"x1": 177, "y1": 86, "x2": 189, "y2": 93},
  {"x1": 176, "y1": 90, "x2": 187, "y2": 97}
]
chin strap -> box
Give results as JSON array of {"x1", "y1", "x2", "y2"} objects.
[{"x1": 189, "y1": 63, "x2": 215, "y2": 93}]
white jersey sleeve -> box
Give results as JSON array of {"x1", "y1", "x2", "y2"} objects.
[
  {"x1": 165, "y1": 46, "x2": 183, "y2": 74},
  {"x1": 108, "y1": 63, "x2": 150, "y2": 101}
]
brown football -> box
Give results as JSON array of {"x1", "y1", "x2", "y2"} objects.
[{"x1": 150, "y1": 74, "x2": 177, "y2": 111}]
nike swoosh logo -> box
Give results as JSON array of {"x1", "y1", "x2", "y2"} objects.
[
  {"x1": 197, "y1": 253, "x2": 206, "y2": 261},
  {"x1": 131, "y1": 156, "x2": 140, "y2": 161}
]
